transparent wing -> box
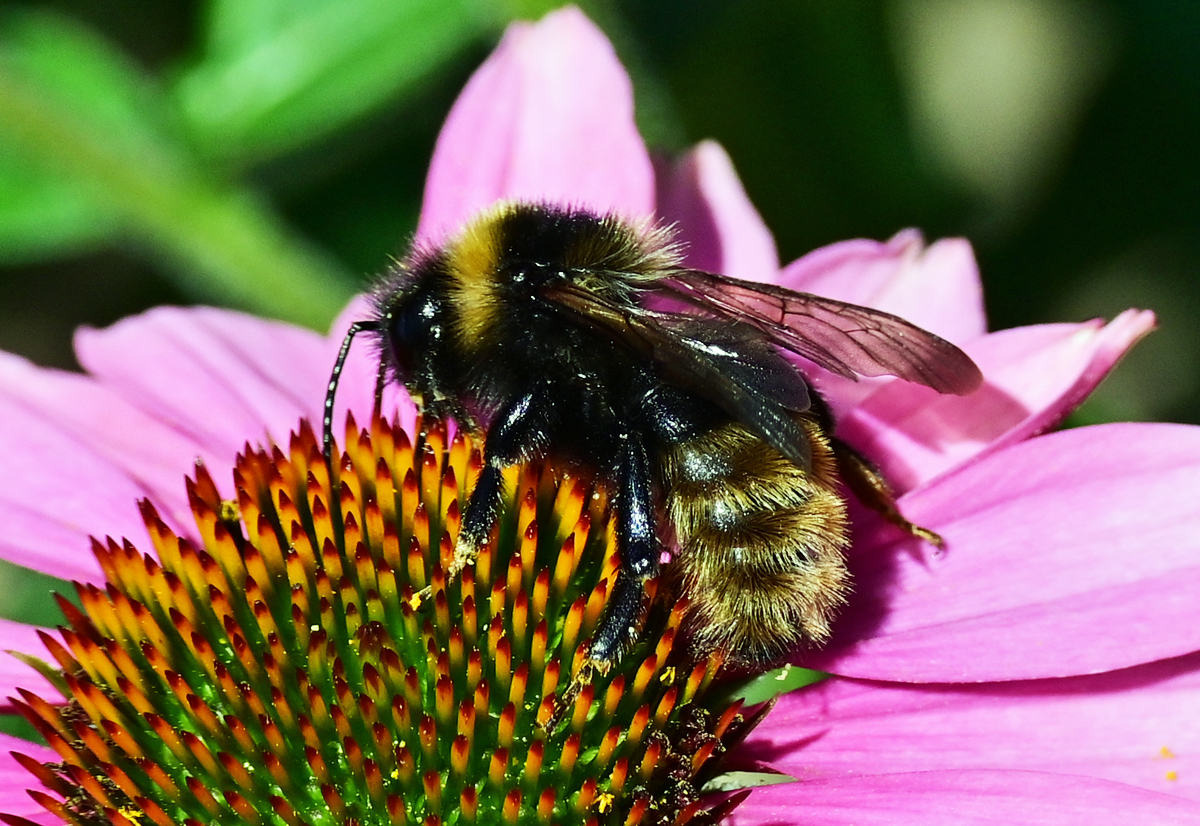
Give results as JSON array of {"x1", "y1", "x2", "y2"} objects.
[{"x1": 658, "y1": 269, "x2": 984, "y2": 395}]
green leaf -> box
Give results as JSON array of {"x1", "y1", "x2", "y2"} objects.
[
  {"x1": 724, "y1": 664, "x2": 830, "y2": 706},
  {"x1": 701, "y1": 770, "x2": 797, "y2": 794},
  {"x1": 201, "y1": 0, "x2": 334, "y2": 57},
  {"x1": 0, "y1": 148, "x2": 116, "y2": 260},
  {"x1": 0, "y1": 8, "x2": 185, "y2": 162},
  {"x1": 0, "y1": 7, "x2": 172, "y2": 259},
  {"x1": 0, "y1": 8, "x2": 355, "y2": 328},
  {"x1": 177, "y1": 0, "x2": 502, "y2": 164}
]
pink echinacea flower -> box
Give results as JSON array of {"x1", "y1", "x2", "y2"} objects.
[{"x1": 3, "y1": 6, "x2": 1200, "y2": 825}]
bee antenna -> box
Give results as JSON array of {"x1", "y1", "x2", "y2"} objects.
[
  {"x1": 374, "y1": 354, "x2": 388, "y2": 422},
  {"x1": 323, "y1": 320, "x2": 381, "y2": 471}
]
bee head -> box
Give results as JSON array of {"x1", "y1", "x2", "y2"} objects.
[{"x1": 372, "y1": 258, "x2": 457, "y2": 414}]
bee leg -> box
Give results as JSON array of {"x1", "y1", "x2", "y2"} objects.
[
  {"x1": 544, "y1": 433, "x2": 656, "y2": 733},
  {"x1": 449, "y1": 386, "x2": 556, "y2": 579},
  {"x1": 831, "y1": 439, "x2": 944, "y2": 548},
  {"x1": 587, "y1": 433, "x2": 658, "y2": 669}
]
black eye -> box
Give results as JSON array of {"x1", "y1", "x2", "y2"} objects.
[{"x1": 387, "y1": 292, "x2": 439, "y2": 374}]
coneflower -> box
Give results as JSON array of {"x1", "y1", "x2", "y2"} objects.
[{"x1": 4, "y1": 414, "x2": 759, "y2": 826}]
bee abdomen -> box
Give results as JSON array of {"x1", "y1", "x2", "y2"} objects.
[{"x1": 662, "y1": 417, "x2": 850, "y2": 665}]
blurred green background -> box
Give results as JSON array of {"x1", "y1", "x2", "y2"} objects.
[{"x1": 0, "y1": 0, "x2": 1196, "y2": 428}]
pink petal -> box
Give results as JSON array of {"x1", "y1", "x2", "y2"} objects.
[
  {"x1": 0, "y1": 620, "x2": 56, "y2": 708},
  {"x1": 74, "y1": 306, "x2": 330, "y2": 463},
  {"x1": 780, "y1": 230, "x2": 986, "y2": 345},
  {"x1": 838, "y1": 310, "x2": 1157, "y2": 493},
  {"x1": 807, "y1": 422, "x2": 1200, "y2": 681},
  {"x1": 0, "y1": 735, "x2": 62, "y2": 824},
  {"x1": 654, "y1": 140, "x2": 779, "y2": 281},
  {"x1": 731, "y1": 770, "x2": 1200, "y2": 826},
  {"x1": 0, "y1": 371, "x2": 146, "y2": 582},
  {"x1": 0, "y1": 350, "x2": 214, "y2": 560},
  {"x1": 747, "y1": 654, "x2": 1200, "y2": 802},
  {"x1": 417, "y1": 7, "x2": 654, "y2": 245}
]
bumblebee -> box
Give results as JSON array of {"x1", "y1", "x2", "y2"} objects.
[{"x1": 324, "y1": 202, "x2": 982, "y2": 668}]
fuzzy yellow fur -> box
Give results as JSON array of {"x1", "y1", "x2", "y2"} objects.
[{"x1": 662, "y1": 415, "x2": 850, "y2": 665}]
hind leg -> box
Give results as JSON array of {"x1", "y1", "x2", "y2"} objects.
[{"x1": 831, "y1": 439, "x2": 943, "y2": 547}]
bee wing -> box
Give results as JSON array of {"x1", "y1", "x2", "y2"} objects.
[
  {"x1": 658, "y1": 269, "x2": 984, "y2": 395},
  {"x1": 542, "y1": 282, "x2": 815, "y2": 467}
]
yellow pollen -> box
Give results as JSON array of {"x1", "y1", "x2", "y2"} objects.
[
  {"x1": 596, "y1": 793, "x2": 616, "y2": 814},
  {"x1": 1167, "y1": 771, "x2": 1179, "y2": 781}
]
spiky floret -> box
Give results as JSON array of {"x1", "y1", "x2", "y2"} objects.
[{"x1": 4, "y1": 414, "x2": 760, "y2": 826}]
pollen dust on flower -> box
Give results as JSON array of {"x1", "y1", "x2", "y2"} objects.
[{"x1": 2, "y1": 413, "x2": 763, "y2": 826}]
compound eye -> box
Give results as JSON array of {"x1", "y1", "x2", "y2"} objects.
[{"x1": 387, "y1": 292, "x2": 439, "y2": 376}]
